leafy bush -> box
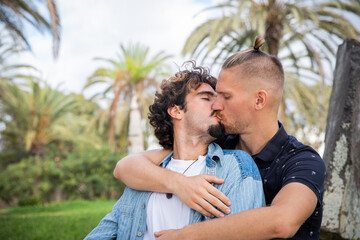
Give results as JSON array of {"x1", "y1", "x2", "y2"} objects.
[
  {"x1": 18, "y1": 196, "x2": 44, "y2": 206},
  {"x1": 0, "y1": 148, "x2": 127, "y2": 205}
]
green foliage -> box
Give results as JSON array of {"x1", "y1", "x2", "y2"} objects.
[
  {"x1": 0, "y1": 78, "x2": 104, "y2": 165},
  {"x1": 0, "y1": 200, "x2": 117, "y2": 240},
  {"x1": 0, "y1": 0, "x2": 61, "y2": 58},
  {"x1": 84, "y1": 42, "x2": 172, "y2": 149},
  {"x1": 181, "y1": 0, "x2": 360, "y2": 143},
  {"x1": 0, "y1": 148, "x2": 127, "y2": 205},
  {"x1": 18, "y1": 196, "x2": 44, "y2": 207}
]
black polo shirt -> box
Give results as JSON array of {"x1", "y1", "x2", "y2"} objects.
[{"x1": 216, "y1": 122, "x2": 326, "y2": 240}]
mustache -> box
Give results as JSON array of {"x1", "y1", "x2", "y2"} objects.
[{"x1": 210, "y1": 110, "x2": 218, "y2": 117}]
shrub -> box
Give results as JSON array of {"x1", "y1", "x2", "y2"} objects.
[
  {"x1": 0, "y1": 148, "x2": 128, "y2": 205},
  {"x1": 18, "y1": 196, "x2": 44, "y2": 206}
]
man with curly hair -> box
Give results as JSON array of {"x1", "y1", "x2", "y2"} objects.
[{"x1": 84, "y1": 62, "x2": 265, "y2": 240}]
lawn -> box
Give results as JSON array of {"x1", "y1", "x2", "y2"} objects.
[
  {"x1": 0, "y1": 200, "x2": 117, "y2": 240},
  {"x1": 0, "y1": 199, "x2": 353, "y2": 240}
]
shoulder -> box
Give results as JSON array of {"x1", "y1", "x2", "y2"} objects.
[
  {"x1": 280, "y1": 136, "x2": 326, "y2": 199},
  {"x1": 285, "y1": 136, "x2": 325, "y2": 171},
  {"x1": 221, "y1": 149, "x2": 261, "y2": 181}
]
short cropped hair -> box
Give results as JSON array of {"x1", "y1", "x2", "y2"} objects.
[
  {"x1": 222, "y1": 36, "x2": 284, "y2": 89},
  {"x1": 148, "y1": 61, "x2": 217, "y2": 149}
]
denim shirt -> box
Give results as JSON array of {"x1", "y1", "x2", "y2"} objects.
[{"x1": 84, "y1": 143, "x2": 265, "y2": 240}]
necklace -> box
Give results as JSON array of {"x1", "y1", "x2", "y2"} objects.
[{"x1": 166, "y1": 160, "x2": 197, "y2": 199}]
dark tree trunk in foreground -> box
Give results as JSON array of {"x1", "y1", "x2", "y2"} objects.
[{"x1": 321, "y1": 39, "x2": 360, "y2": 239}]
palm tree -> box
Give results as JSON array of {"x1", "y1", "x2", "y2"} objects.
[
  {"x1": 0, "y1": 78, "x2": 80, "y2": 158},
  {"x1": 84, "y1": 42, "x2": 171, "y2": 152},
  {"x1": 182, "y1": 0, "x2": 360, "y2": 137},
  {"x1": 0, "y1": 37, "x2": 37, "y2": 82},
  {"x1": 0, "y1": 0, "x2": 61, "y2": 58}
]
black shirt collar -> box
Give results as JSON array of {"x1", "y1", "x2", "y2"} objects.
[{"x1": 252, "y1": 121, "x2": 289, "y2": 162}]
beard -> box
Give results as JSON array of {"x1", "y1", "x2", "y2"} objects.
[{"x1": 208, "y1": 122, "x2": 225, "y2": 139}]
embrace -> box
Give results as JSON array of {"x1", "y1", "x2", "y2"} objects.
[{"x1": 85, "y1": 36, "x2": 326, "y2": 240}]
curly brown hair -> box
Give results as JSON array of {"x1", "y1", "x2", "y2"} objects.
[{"x1": 148, "y1": 61, "x2": 217, "y2": 149}]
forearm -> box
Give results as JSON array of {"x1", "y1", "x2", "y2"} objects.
[
  {"x1": 113, "y1": 151, "x2": 182, "y2": 193},
  {"x1": 181, "y1": 206, "x2": 290, "y2": 240},
  {"x1": 177, "y1": 183, "x2": 317, "y2": 240}
]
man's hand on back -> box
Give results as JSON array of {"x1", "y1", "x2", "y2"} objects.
[{"x1": 172, "y1": 174, "x2": 231, "y2": 218}]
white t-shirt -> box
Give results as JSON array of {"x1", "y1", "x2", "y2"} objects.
[{"x1": 143, "y1": 155, "x2": 206, "y2": 240}]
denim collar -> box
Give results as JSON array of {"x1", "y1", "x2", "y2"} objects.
[
  {"x1": 159, "y1": 142, "x2": 223, "y2": 167},
  {"x1": 252, "y1": 121, "x2": 289, "y2": 162}
]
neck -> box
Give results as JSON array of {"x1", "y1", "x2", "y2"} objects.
[
  {"x1": 172, "y1": 131, "x2": 210, "y2": 160},
  {"x1": 236, "y1": 119, "x2": 279, "y2": 156}
]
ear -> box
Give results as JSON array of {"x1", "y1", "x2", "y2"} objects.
[
  {"x1": 167, "y1": 105, "x2": 183, "y2": 120},
  {"x1": 255, "y1": 90, "x2": 267, "y2": 110}
]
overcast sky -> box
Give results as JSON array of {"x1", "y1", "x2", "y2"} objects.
[{"x1": 11, "y1": 0, "x2": 215, "y2": 96}]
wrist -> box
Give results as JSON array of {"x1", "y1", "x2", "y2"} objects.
[
  {"x1": 167, "y1": 171, "x2": 186, "y2": 194},
  {"x1": 181, "y1": 224, "x2": 198, "y2": 240}
]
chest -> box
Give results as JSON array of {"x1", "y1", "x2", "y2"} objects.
[{"x1": 256, "y1": 155, "x2": 289, "y2": 205}]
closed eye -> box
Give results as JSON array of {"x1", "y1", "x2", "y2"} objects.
[{"x1": 223, "y1": 95, "x2": 231, "y2": 100}]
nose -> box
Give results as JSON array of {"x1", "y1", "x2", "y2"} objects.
[{"x1": 212, "y1": 96, "x2": 223, "y2": 111}]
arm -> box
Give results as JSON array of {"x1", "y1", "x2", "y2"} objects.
[
  {"x1": 113, "y1": 150, "x2": 231, "y2": 217},
  {"x1": 84, "y1": 210, "x2": 118, "y2": 240},
  {"x1": 113, "y1": 149, "x2": 172, "y2": 192},
  {"x1": 155, "y1": 182, "x2": 317, "y2": 240},
  {"x1": 203, "y1": 175, "x2": 265, "y2": 222}
]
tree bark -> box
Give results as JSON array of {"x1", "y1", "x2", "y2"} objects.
[
  {"x1": 127, "y1": 88, "x2": 144, "y2": 154},
  {"x1": 321, "y1": 39, "x2": 360, "y2": 239},
  {"x1": 264, "y1": 0, "x2": 283, "y2": 56},
  {"x1": 108, "y1": 75, "x2": 123, "y2": 149}
]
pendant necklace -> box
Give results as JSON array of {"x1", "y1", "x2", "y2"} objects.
[{"x1": 166, "y1": 160, "x2": 197, "y2": 199}]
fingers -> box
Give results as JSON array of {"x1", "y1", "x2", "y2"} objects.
[
  {"x1": 202, "y1": 174, "x2": 225, "y2": 185},
  {"x1": 196, "y1": 198, "x2": 225, "y2": 218},
  {"x1": 191, "y1": 201, "x2": 215, "y2": 218},
  {"x1": 202, "y1": 174, "x2": 231, "y2": 207},
  {"x1": 154, "y1": 229, "x2": 177, "y2": 238},
  {"x1": 154, "y1": 230, "x2": 165, "y2": 237},
  {"x1": 205, "y1": 189, "x2": 231, "y2": 215},
  {"x1": 191, "y1": 175, "x2": 231, "y2": 217}
]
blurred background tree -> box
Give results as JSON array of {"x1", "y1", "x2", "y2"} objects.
[
  {"x1": 182, "y1": 0, "x2": 360, "y2": 148},
  {"x1": 84, "y1": 42, "x2": 171, "y2": 151},
  {"x1": 0, "y1": 78, "x2": 102, "y2": 163},
  {"x1": 0, "y1": 0, "x2": 61, "y2": 58}
]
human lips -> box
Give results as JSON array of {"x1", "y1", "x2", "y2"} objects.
[{"x1": 214, "y1": 112, "x2": 222, "y2": 122}]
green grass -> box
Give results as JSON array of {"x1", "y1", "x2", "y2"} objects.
[
  {"x1": 0, "y1": 200, "x2": 357, "y2": 240},
  {"x1": 0, "y1": 200, "x2": 117, "y2": 240}
]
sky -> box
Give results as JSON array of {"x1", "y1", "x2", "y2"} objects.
[{"x1": 12, "y1": 0, "x2": 216, "y2": 97}]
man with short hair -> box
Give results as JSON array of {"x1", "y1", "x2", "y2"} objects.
[
  {"x1": 84, "y1": 62, "x2": 264, "y2": 240},
  {"x1": 114, "y1": 37, "x2": 326, "y2": 240}
]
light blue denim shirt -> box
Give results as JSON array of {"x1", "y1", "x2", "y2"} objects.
[{"x1": 84, "y1": 143, "x2": 265, "y2": 240}]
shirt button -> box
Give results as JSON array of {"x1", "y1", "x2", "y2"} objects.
[
  {"x1": 141, "y1": 204, "x2": 145, "y2": 209},
  {"x1": 137, "y1": 232, "x2": 143, "y2": 237}
]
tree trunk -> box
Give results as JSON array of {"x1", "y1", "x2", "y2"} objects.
[
  {"x1": 264, "y1": 0, "x2": 283, "y2": 56},
  {"x1": 108, "y1": 77, "x2": 122, "y2": 149},
  {"x1": 321, "y1": 39, "x2": 360, "y2": 239},
  {"x1": 265, "y1": 1, "x2": 286, "y2": 127},
  {"x1": 127, "y1": 88, "x2": 144, "y2": 154}
]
